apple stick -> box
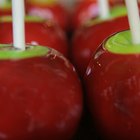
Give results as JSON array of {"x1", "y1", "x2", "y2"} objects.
[
  {"x1": 98, "y1": 0, "x2": 110, "y2": 19},
  {"x1": 125, "y1": 0, "x2": 140, "y2": 44},
  {"x1": 12, "y1": 0, "x2": 25, "y2": 50}
]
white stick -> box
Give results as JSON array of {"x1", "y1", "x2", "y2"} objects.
[
  {"x1": 125, "y1": 0, "x2": 140, "y2": 44},
  {"x1": 98, "y1": 0, "x2": 110, "y2": 19},
  {"x1": 12, "y1": 0, "x2": 25, "y2": 50}
]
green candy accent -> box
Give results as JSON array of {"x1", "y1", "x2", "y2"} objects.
[
  {"x1": 0, "y1": 16, "x2": 45, "y2": 22},
  {"x1": 28, "y1": 0, "x2": 56, "y2": 6},
  {"x1": 105, "y1": 30, "x2": 140, "y2": 54},
  {"x1": 0, "y1": 44, "x2": 49, "y2": 60},
  {"x1": 111, "y1": 6, "x2": 127, "y2": 17},
  {"x1": 0, "y1": 0, "x2": 11, "y2": 9},
  {"x1": 86, "y1": 6, "x2": 127, "y2": 27}
]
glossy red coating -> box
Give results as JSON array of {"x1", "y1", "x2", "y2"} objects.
[
  {"x1": 25, "y1": 1, "x2": 69, "y2": 31},
  {"x1": 0, "y1": 21, "x2": 68, "y2": 57},
  {"x1": 0, "y1": 46, "x2": 83, "y2": 140},
  {"x1": 71, "y1": 16, "x2": 129, "y2": 77},
  {"x1": 84, "y1": 39, "x2": 140, "y2": 140}
]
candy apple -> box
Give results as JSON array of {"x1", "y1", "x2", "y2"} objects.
[
  {"x1": 71, "y1": 0, "x2": 126, "y2": 30},
  {"x1": 0, "y1": 16, "x2": 68, "y2": 57},
  {"x1": 0, "y1": 0, "x2": 12, "y2": 16},
  {"x1": 85, "y1": 30, "x2": 140, "y2": 140},
  {"x1": 25, "y1": 0, "x2": 69, "y2": 31},
  {"x1": 0, "y1": 44, "x2": 83, "y2": 140},
  {"x1": 71, "y1": 6, "x2": 128, "y2": 77}
]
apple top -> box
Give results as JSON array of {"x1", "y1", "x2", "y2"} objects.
[
  {"x1": 105, "y1": 30, "x2": 140, "y2": 54},
  {"x1": 0, "y1": 16, "x2": 46, "y2": 23},
  {"x1": 27, "y1": 0, "x2": 57, "y2": 6},
  {"x1": 0, "y1": 44, "x2": 49, "y2": 60},
  {"x1": 86, "y1": 5, "x2": 127, "y2": 27}
]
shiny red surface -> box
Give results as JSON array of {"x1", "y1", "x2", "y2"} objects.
[
  {"x1": 25, "y1": 2, "x2": 69, "y2": 31},
  {"x1": 71, "y1": 16, "x2": 129, "y2": 77},
  {"x1": 0, "y1": 21, "x2": 68, "y2": 57},
  {"x1": 85, "y1": 40, "x2": 140, "y2": 140},
  {"x1": 0, "y1": 47, "x2": 83, "y2": 140}
]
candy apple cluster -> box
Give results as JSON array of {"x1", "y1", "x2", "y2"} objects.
[{"x1": 2, "y1": 0, "x2": 140, "y2": 139}]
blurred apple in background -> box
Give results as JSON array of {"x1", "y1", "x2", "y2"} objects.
[
  {"x1": 25, "y1": 0, "x2": 69, "y2": 31},
  {"x1": 71, "y1": 0, "x2": 97, "y2": 30},
  {"x1": 0, "y1": 16, "x2": 68, "y2": 57},
  {"x1": 71, "y1": 0, "x2": 126, "y2": 30}
]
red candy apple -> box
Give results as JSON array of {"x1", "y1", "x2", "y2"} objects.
[
  {"x1": 71, "y1": 14, "x2": 129, "y2": 77},
  {"x1": 25, "y1": 0, "x2": 69, "y2": 31},
  {"x1": 71, "y1": 0, "x2": 125, "y2": 30},
  {"x1": 85, "y1": 30, "x2": 140, "y2": 140},
  {"x1": 0, "y1": 16, "x2": 68, "y2": 57},
  {"x1": 0, "y1": 44, "x2": 83, "y2": 140}
]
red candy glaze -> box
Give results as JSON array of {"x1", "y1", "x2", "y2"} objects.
[
  {"x1": 0, "y1": 47, "x2": 83, "y2": 140},
  {"x1": 25, "y1": 1, "x2": 69, "y2": 31},
  {"x1": 71, "y1": 16, "x2": 129, "y2": 76},
  {"x1": 85, "y1": 40, "x2": 140, "y2": 140},
  {"x1": 0, "y1": 9, "x2": 11, "y2": 16},
  {"x1": 0, "y1": 21, "x2": 68, "y2": 57}
]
